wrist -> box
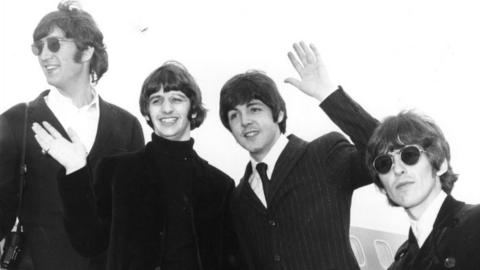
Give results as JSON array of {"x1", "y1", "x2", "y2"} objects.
[{"x1": 65, "y1": 159, "x2": 87, "y2": 175}]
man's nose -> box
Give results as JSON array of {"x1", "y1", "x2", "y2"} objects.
[
  {"x1": 239, "y1": 113, "x2": 252, "y2": 126},
  {"x1": 39, "y1": 43, "x2": 53, "y2": 61},
  {"x1": 392, "y1": 154, "x2": 405, "y2": 175},
  {"x1": 161, "y1": 100, "x2": 173, "y2": 113}
]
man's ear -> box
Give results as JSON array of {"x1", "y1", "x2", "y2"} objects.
[
  {"x1": 81, "y1": 46, "x2": 94, "y2": 62},
  {"x1": 276, "y1": 111, "x2": 285, "y2": 123},
  {"x1": 437, "y1": 159, "x2": 448, "y2": 176}
]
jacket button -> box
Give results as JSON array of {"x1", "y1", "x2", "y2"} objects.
[
  {"x1": 444, "y1": 257, "x2": 456, "y2": 268},
  {"x1": 273, "y1": 254, "x2": 281, "y2": 262},
  {"x1": 269, "y1": 220, "x2": 277, "y2": 227}
]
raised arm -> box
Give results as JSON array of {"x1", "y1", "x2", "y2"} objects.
[
  {"x1": 31, "y1": 121, "x2": 87, "y2": 174},
  {"x1": 31, "y1": 121, "x2": 109, "y2": 256},
  {"x1": 285, "y1": 41, "x2": 379, "y2": 189},
  {"x1": 284, "y1": 41, "x2": 337, "y2": 102}
]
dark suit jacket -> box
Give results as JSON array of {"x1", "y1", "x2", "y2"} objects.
[
  {"x1": 230, "y1": 88, "x2": 378, "y2": 270},
  {"x1": 0, "y1": 90, "x2": 144, "y2": 270},
  {"x1": 389, "y1": 196, "x2": 480, "y2": 270},
  {"x1": 58, "y1": 140, "x2": 240, "y2": 270}
]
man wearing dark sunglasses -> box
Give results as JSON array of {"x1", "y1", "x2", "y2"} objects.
[
  {"x1": 0, "y1": 2, "x2": 144, "y2": 270},
  {"x1": 366, "y1": 111, "x2": 480, "y2": 270}
]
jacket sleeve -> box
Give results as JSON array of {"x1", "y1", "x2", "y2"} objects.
[
  {"x1": 320, "y1": 87, "x2": 379, "y2": 189},
  {"x1": 58, "y1": 159, "x2": 114, "y2": 257},
  {"x1": 0, "y1": 114, "x2": 20, "y2": 239},
  {"x1": 128, "y1": 117, "x2": 145, "y2": 152},
  {"x1": 222, "y1": 179, "x2": 248, "y2": 270}
]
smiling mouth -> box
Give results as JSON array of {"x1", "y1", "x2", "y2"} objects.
[
  {"x1": 44, "y1": 65, "x2": 59, "y2": 72},
  {"x1": 159, "y1": 117, "x2": 178, "y2": 124},
  {"x1": 243, "y1": 130, "x2": 259, "y2": 138}
]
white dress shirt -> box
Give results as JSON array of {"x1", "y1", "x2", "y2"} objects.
[
  {"x1": 248, "y1": 135, "x2": 289, "y2": 208},
  {"x1": 44, "y1": 88, "x2": 100, "y2": 153},
  {"x1": 409, "y1": 191, "x2": 447, "y2": 247}
]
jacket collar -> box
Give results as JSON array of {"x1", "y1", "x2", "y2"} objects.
[
  {"x1": 268, "y1": 134, "x2": 308, "y2": 204},
  {"x1": 234, "y1": 134, "x2": 308, "y2": 212}
]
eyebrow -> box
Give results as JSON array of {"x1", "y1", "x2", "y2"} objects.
[{"x1": 246, "y1": 100, "x2": 264, "y2": 106}]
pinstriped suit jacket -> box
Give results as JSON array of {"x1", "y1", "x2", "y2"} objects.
[{"x1": 231, "y1": 88, "x2": 378, "y2": 270}]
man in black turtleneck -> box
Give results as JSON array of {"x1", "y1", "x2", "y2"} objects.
[{"x1": 32, "y1": 61, "x2": 241, "y2": 270}]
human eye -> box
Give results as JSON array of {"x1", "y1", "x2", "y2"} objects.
[
  {"x1": 149, "y1": 97, "x2": 161, "y2": 105},
  {"x1": 228, "y1": 111, "x2": 238, "y2": 121},
  {"x1": 170, "y1": 96, "x2": 184, "y2": 103},
  {"x1": 249, "y1": 106, "x2": 263, "y2": 113}
]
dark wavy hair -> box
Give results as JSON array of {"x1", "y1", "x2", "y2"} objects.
[
  {"x1": 139, "y1": 61, "x2": 206, "y2": 130},
  {"x1": 219, "y1": 71, "x2": 287, "y2": 133},
  {"x1": 366, "y1": 111, "x2": 458, "y2": 204},
  {"x1": 32, "y1": 1, "x2": 108, "y2": 84}
]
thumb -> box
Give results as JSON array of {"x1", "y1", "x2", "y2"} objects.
[{"x1": 284, "y1": 78, "x2": 301, "y2": 89}]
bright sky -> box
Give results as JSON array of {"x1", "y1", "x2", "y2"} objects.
[{"x1": 1, "y1": 0, "x2": 479, "y2": 234}]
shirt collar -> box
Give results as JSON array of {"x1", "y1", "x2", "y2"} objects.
[
  {"x1": 47, "y1": 87, "x2": 99, "y2": 111},
  {"x1": 250, "y1": 134, "x2": 289, "y2": 179},
  {"x1": 409, "y1": 190, "x2": 447, "y2": 247}
]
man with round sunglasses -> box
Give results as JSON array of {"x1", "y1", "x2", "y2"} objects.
[
  {"x1": 366, "y1": 111, "x2": 480, "y2": 270},
  {"x1": 0, "y1": 2, "x2": 144, "y2": 270}
]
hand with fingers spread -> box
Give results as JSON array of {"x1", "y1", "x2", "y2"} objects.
[
  {"x1": 285, "y1": 41, "x2": 337, "y2": 102},
  {"x1": 32, "y1": 121, "x2": 88, "y2": 174}
]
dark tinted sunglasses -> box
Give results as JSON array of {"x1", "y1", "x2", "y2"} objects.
[
  {"x1": 373, "y1": 145, "x2": 425, "y2": 175},
  {"x1": 31, "y1": 37, "x2": 74, "y2": 56}
]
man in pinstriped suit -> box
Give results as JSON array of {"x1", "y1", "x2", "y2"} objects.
[{"x1": 219, "y1": 41, "x2": 378, "y2": 270}]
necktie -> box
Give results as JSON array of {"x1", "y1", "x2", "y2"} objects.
[{"x1": 256, "y1": 162, "x2": 270, "y2": 201}]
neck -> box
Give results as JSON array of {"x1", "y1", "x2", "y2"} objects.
[
  {"x1": 56, "y1": 78, "x2": 94, "y2": 108},
  {"x1": 406, "y1": 181, "x2": 442, "y2": 220},
  {"x1": 55, "y1": 64, "x2": 93, "y2": 107}
]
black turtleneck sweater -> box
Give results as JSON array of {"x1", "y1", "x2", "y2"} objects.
[{"x1": 150, "y1": 134, "x2": 198, "y2": 270}]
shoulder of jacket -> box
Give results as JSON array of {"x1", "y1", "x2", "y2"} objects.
[
  {"x1": 306, "y1": 131, "x2": 348, "y2": 153},
  {"x1": 194, "y1": 154, "x2": 235, "y2": 188},
  {"x1": 100, "y1": 98, "x2": 137, "y2": 119}
]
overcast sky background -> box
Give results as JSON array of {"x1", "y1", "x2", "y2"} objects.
[{"x1": 1, "y1": 0, "x2": 479, "y2": 234}]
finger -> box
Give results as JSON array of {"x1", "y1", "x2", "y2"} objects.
[
  {"x1": 284, "y1": 78, "x2": 301, "y2": 89},
  {"x1": 42, "y1": 121, "x2": 63, "y2": 139},
  {"x1": 67, "y1": 128, "x2": 81, "y2": 143},
  {"x1": 293, "y1": 42, "x2": 307, "y2": 65},
  {"x1": 32, "y1": 122, "x2": 53, "y2": 140},
  {"x1": 288, "y1": 52, "x2": 303, "y2": 74},
  {"x1": 33, "y1": 134, "x2": 50, "y2": 153},
  {"x1": 310, "y1": 43, "x2": 321, "y2": 62},
  {"x1": 300, "y1": 41, "x2": 314, "y2": 63}
]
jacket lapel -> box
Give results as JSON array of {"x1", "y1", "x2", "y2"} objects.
[
  {"x1": 268, "y1": 135, "x2": 308, "y2": 205},
  {"x1": 413, "y1": 196, "x2": 464, "y2": 269},
  {"x1": 88, "y1": 97, "x2": 115, "y2": 162},
  {"x1": 234, "y1": 162, "x2": 267, "y2": 214},
  {"x1": 30, "y1": 90, "x2": 69, "y2": 139},
  {"x1": 432, "y1": 195, "x2": 464, "y2": 230}
]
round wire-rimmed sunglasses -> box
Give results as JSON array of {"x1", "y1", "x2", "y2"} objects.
[
  {"x1": 373, "y1": 145, "x2": 426, "y2": 175},
  {"x1": 31, "y1": 37, "x2": 75, "y2": 56}
]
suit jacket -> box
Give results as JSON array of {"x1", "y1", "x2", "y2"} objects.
[
  {"x1": 389, "y1": 196, "x2": 480, "y2": 270},
  {"x1": 58, "y1": 139, "x2": 240, "y2": 270},
  {"x1": 230, "y1": 88, "x2": 378, "y2": 270},
  {"x1": 0, "y1": 90, "x2": 144, "y2": 270}
]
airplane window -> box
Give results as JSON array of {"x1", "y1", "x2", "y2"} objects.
[
  {"x1": 374, "y1": 239, "x2": 394, "y2": 269},
  {"x1": 349, "y1": 235, "x2": 366, "y2": 267}
]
